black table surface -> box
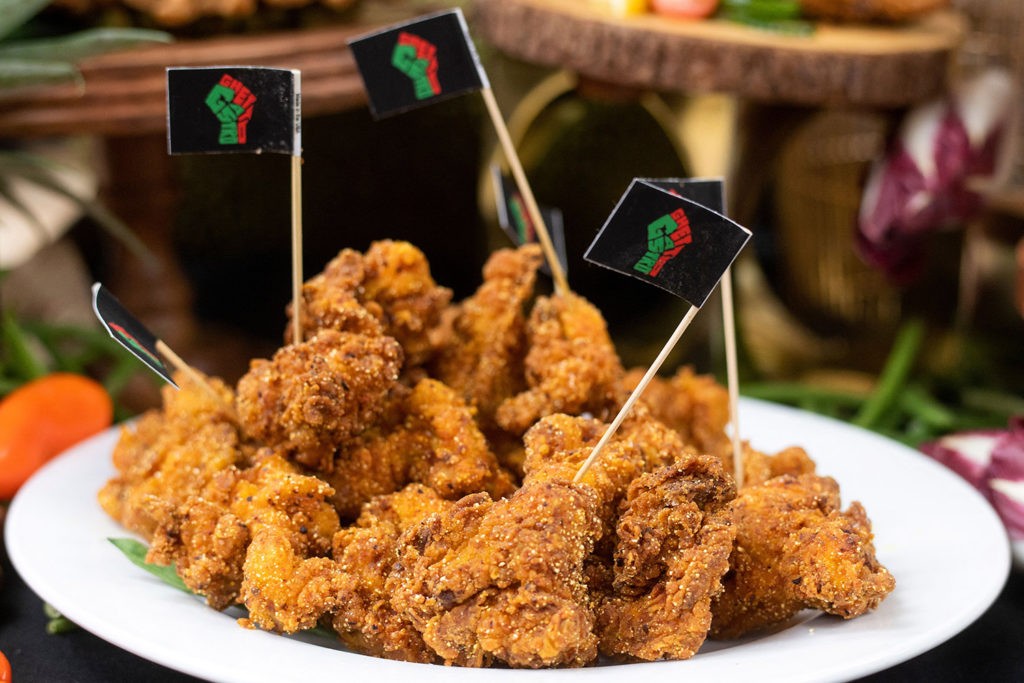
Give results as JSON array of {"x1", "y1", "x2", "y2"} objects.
[{"x1": 2, "y1": 530, "x2": 1022, "y2": 682}]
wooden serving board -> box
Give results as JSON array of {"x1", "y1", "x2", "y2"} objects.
[
  {"x1": 0, "y1": 22, "x2": 373, "y2": 138},
  {"x1": 472, "y1": 0, "x2": 966, "y2": 107}
]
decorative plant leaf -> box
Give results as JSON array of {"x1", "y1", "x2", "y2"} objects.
[
  {"x1": 0, "y1": 173, "x2": 50, "y2": 240},
  {"x1": 0, "y1": 310, "x2": 47, "y2": 380},
  {"x1": 0, "y1": 58, "x2": 80, "y2": 90},
  {"x1": 108, "y1": 537, "x2": 337, "y2": 641},
  {"x1": 80, "y1": 200, "x2": 156, "y2": 268},
  {"x1": 43, "y1": 603, "x2": 79, "y2": 635},
  {"x1": 109, "y1": 537, "x2": 191, "y2": 594},
  {"x1": 0, "y1": 28, "x2": 172, "y2": 62},
  {"x1": 1, "y1": 155, "x2": 155, "y2": 267},
  {"x1": 0, "y1": 0, "x2": 49, "y2": 43}
]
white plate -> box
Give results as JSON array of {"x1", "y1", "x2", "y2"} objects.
[{"x1": 6, "y1": 398, "x2": 1011, "y2": 683}]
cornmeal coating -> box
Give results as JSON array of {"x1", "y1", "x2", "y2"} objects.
[
  {"x1": 322, "y1": 428, "x2": 409, "y2": 522},
  {"x1": 236, "y1": 329, "x2": 404, "y2": 471},
  {"x1": 521, "y1": 414, "x2": 644, "y2": 535},
  {"x1": 387, "y1": 482, "x2": 602, "y2": 668},
  {"x1": 598, "y1": 456, "x2": 736, "y2": 661},
  {"x1": 710, "y1": 474, "x2": 895, "y2": 639},
  {"x1": 288, "y1": 241, "x2": 451, "y2": 368},
  {"x1": 741, "y1": 444, "x2": 817, "y2": 488},
  {"x1": 496, "y1": 292, "x2": 624, "y2": 435},
  {"x1": 98, "y1": 372, "x2": 244, "y2": 539},
  {"x1": 323, "y1": 379, "x2": 515, "y2": 520},
  {"x1": 403, "y1": 378, "x2": 516, "y2": 501},
  {"x1": 146, "y1": 476, "x2": 248, "y2": 610},
  {"x1": 615, "y1": 403, "x2": 697, "y2": 472},
  {"x1": 432, "y1": 245, "x2": 543, "y2": 430},
  {"x1": 331, "y1": 485, "x2": 453, "y2": 663},
  {"x1": 148, "y1": 452, "x2": 341, "y2": 614},
  {"x1": 361, "y1": 241, "x2": 454, "y2": 368},
  {"x1": 239, "y1": 526, "x2": 346, "y2": 633},
  {"x1": 287, "y1": 248, "x2": 384, "y2": 342},
  {"x1": 626, "y1": 366, "x2": 731, "y2": 462}
]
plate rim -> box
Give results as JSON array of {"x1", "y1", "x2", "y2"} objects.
[{"x1": 5, "y1": 398, "x2": 1012, "y2": 682}]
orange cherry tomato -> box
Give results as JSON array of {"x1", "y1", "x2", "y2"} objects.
[
  {"x1": 0, "y1": 373, "x2": 113, "y2": 499},
  {"x1": 0, "y1": 649, "x2": 10, "y2": 682},
  {"x1": 651, "y1": 0, "x2": 721, "y2": 18}
]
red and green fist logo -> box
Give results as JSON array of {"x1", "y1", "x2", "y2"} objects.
[
  {"x1": 634, "y1": 208, "x2": 693, "y2": 277},
  {"x1": 206, "y1": 74, "x2": 256, "y2": 145},
  {"x1": 391, "y1": 32, "x2": 441, "y2": 100}
]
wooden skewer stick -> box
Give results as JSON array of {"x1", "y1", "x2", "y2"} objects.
[
  {"x1": 481, "y1": 87, "x2": 570, "y2": 295},
  {"x1": 574, "y1": 305, "x2": 700, "y2": 483},
  {"x1": 721, "y1": 268, "x2": 743, "y2": 488},
  {"x1": 154, "y1": 340, "x2": 234, "y2": 418},
  {"x1": 291, "y1": 154, "x2": 304, "y2": 346}
]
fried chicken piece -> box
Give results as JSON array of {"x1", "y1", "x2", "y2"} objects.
[
  {"x1": 626, "y1": 366, "x2": 732, "y2": 462},
  {"x1": 146, "y1": 489, "x2": 249, "y2": 610},
  {"x1": 741, "y1": 444, "x2": 817, "y2": 488},
  {"x1": 147, "y1": 452, "x2": 341, "y2": 614},
  {"x1": 387, "y1": 482, "x2": 603, "y2": 668},
  {"x1": 432, "y1": 245, "x2": 543, "y2": 430},
  {"x1": 331, "y1": 485, "x2": 453, "y2": 663},
  {"x1": 231, "y1": 452, "x2": 340, "y2": 555},
  {"x1": 322, "y1": 379, "x2": 515, "y2": 520},
  {"x1": 121, "y1": 0, "x2": 256, "y2": 26},
  {"x1": 239, "y1": 526, "x2": 346, "y2": 633},
  {"x1": 521, "y1": 413, "x2": 644, "y2": 535},
  {"x1": 598, "y1": 455, "x2": 736, "y2": 661},
  {"x1": 322, "y1": 430, "x2": 410, "y2": 522},
  {"x1": 361, "y1": 241, "x2": 454, "y2": 367},
  {"x1": 615, "y1": 403, "x2": 697, "y2": 472},
  {"x1": 710, "y1": 474, "x2": 895, "y2": 639},
  {"x1": 236, "y1": 329, "x2": 404, "y2": 471},
  {"x1": 520, "y1": 408, "x2": 698, "y2": 531},
  {"x1": 288, "y1": 248, "x2": 384, "y2": 342},
  {"x1": 54, "y1": 0, "x2": 357, "y2": 26},
  {"x1": 98, "y1": 372, "x2": 244, "y2": 539},
  {"x1": 288, "y1": 241, "x2": 451, "y2": 368},
  {"x1": 318, "y1": 382, "x2": 410, "y2": 521},
  {"x1": 404, "y1": 378, "x2": 516, "y2": 501},
  {"x1": 496, "y1": 292, "x2": 625, "y2": 435}
]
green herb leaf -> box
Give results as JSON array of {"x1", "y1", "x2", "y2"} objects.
[
  {"x1": 722, "y1": 13, "x2": 815, "y2": 36},
  {"x1": 1, "y1": 310, "x2": 47, "y2": 381},
  {"x1": 0, "y1": 58, "x2": 81, "y2": 90},
  {"x1": 0, "y1": 0, "x2": 49, "y2": 43},
  {"x1": 0, "y1": 28, "x2": 172, "y2": 62},
  {"x1": 108, "y1": 537, "x2": 191, "y2": 594},
  {"x1": 108, "y1": 538, "x2": 343, "y2": 642},
  {"x1": 0, "y1": 152, "x2": 155, "y2": 267},
  {"x1": 0, "y1": 174, "x2": 50, "y2": 241},
  {"x1": 721, "y1": 0, "x2": 802, "y2": 20},
  {"x1": 853, "y1": 319, "x2": 925, "y2": 429}
]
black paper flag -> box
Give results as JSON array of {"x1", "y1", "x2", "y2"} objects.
[
  {"x1": 584, "y1": 180, "x2": 751, "y2": 308},
  {"x1": 643, "y1": 177, "x2": 724, "y2": 215},
  {"x1": 92, "y1": 283, "x2": 177, "y2": 387},
  {"x1": 491, "y1": 165, "x2": 568, "y2": 278},
  {"x1": 167, "y1": 67, "x2": 301, "y2": 156},
  {"x1": 348, "y1": 8, "x2": 488, "y2": 118}
]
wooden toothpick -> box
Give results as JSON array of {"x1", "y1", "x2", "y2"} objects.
[
  {"x1": 721, "y1": 268, "x2": 743, "y2": 488},
  {"x1": 154, "y1": 340, "x2": 235, "y2": 419},
  {"x1": 574, "y1": 305, "x2": 700, "y2": 482},
  {"x1": 291, "y1": 154, "x2": 304, "y2": 346},
  {"x1": 481, "y1": 87, "x2": 570, "y2": 295}
]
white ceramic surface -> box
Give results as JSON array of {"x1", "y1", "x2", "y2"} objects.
[{"x1": 6, "y1": 399, "x2": 1011, "y2": 683}]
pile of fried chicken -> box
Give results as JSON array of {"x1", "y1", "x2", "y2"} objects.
[{"x1": 99, "y1": 240, "x2": 895, "y2": 667}]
